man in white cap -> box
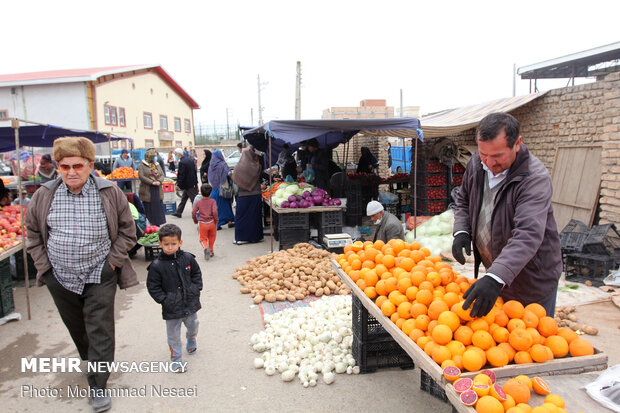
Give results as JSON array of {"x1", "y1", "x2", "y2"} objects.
[{"x1": 366, "y1": 200, "x2": 404, "y2": 243}]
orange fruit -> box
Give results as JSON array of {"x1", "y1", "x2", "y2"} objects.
[
  {"x1": 405, "y1": 286, "x2": 419, "y2": 301},
  {"x1": 514, "y1": 375, "x2": 532, "y2": 390},
  {"x1": 514, "y1": 351, "x2": 533, "y2": 364},
  {"x1": 470, "y1": 318, "x2": 490, "y2": 332},
  {"x1": 375, "y1": 296, "x2": 388, "y2": 309},
  {"x1": 361, "y1": 260, "x2": 375, "y2": 269},
  {"x1": 375, "y1": 280, "x2": 388, "y2": 296},
  {"x1": 419, "y1": 280, "x2": 434, "y2": 291},
  {"x1": 432, "y1": 345, "x2": 452, "y2": 364},
  {"x1": 472, "y1": 384, "x2": 490, "y2": 397},
  {"x1": 454, "y1": 325, "x2": 474, "y2": 346},
  {"x1": 529, "y1": 344, "x2": 551, "y2": 363},
  {"x1": 426, "y1": 272, "x2": 442, "y2": 287},
  {"x1": 397, "y1": 277, "x2": 413, "y2": 294},
  {"x1": 475, "y1": 395, "x2": 504, "y2": 413},
  {"x1": 544, "y1": 335, "x2": 569, "y2": 358},
  {"x1": 364, "y1": 286, "x2": 377, "y2": 299},
  {"x1": 531, "y1": 376, "x2": 551, "y2": 395},
  {"x1": 410, "y1": 302, "x2": 428, "y2": 318},
  {"x1": 395, "y1": 317, "x2": 405, "y2": 329},
  {"x1": 569, "y1": 337, "x2": 594, "y2": 357},
  {"x1": 420, "y1": 247, "x2": 431, "y2": 257},
  {"x1": 389, "y1": 291, "x2": 407, "y2": 307},
  {"x1": 468, "y1": 346, "x2": 487, "y2": 366},
  {"x1": 503, "y1": 379, "x2": 531, "y2": 404},
  {"x1": 522, "y1": 310, "x2": 539, "y2": 329},
  {"x1": 373, "y1": 240, "x2": 385, "y2": 250},
  {"x1": 391, "y1": 312, "x2": 401, "y2": 324},
  {"x1": 384, "y1": 277, "x2": 398, "y2": 294},
  {"x1": 424, "y1": 340, "x2": 439, "y2": 357},
  {"x1": 537, "y1": 317, "x2": 559, "y2": 337},
  {"x1": 491, "y1": 327, "x2": 509, "y2": 343},
  {"x1": 399, "y1": 257, "x2": 415, "y2": 271},
  {"x1": 443, "y1": 292, "x2": 460, "y2": 309},
  {"x1": 502, "y1": 394, "x2": 516, "y2": 411},
  {"x1": 494, "y1": 310, "x2": 509, "y2": 327},
  {"x1": 497, "y1": 342, "x2": 516, "y2": 362},
  {"x1": 507, "y1": 318, "x2": 527, "y2": 332},
  {"x1": 356, "y1": 279, "x2": 367, "y2": 290},
  {"x1": 503, "y1": 300, "x2": 525, "y2": 319},
  {"x1": 417, "y1": 335, "x2": 431, "y2": 349},
  {"x1": 515, "y1": 403, "x2": 532, "y2": 413},
  {"x1": 408, "y1": 328, "x2": 425, "y2": 343},
  {"x1": 416, "y1": 289, "x2": 433, "y2": 306},
  {"x1": 438, "y1": 311, "x2": 460, "y2": 332},
  {"x1": 381, "y1": 300, "x2": 396, "y2": 317},
  {"x1": 454, "y1": 301, "x2": 474, "y2": 322},
  {"x1": 363, "y1": 269, "x2": 378, "y2": 287},
  {"x1": 415, "y1": 314, "x2": 431, "y2": 331},
  {"x1": 428, "y1": 300, "x2": 449, "y2": 320},
  {"x1": 472, "y1": 330, "x2": 495, "y2": 350},
  {"x1": 509, "y1": 328, "x2": 533, "y2": 351},
  {"x1": 462, "y1": 348, "x2": 484, "y2": 372},
  {"x1": 446, "y1": 340, "x2": 466, "y2": 357},
  {"x1": 524, "y1": 302, "x2": 546, "y2": 319},
  {"x1": 410, "y1": 271, "x2": 426, "y2": 286},
  {"x1": 486, "y1": 346, "x2": 509, "y2": 367},
  {"x1": 397, "y1": 301, "x2": 413, "y2": 319},
  {"x1": 442, "y1": 365, "x2": 461, "y2": 381},
  {"x1": 526, "y1": 327, "x2": 543, "y2": 345},
  {"x1": 382, "y1": 255, "x2": 395, "y2": 269},
  {"x1": 473, "y1": 373, "x2": 493, "y2": 386},
  {"x1": 427, "y1": 320, "x2": 439, "y2": 334},
  {"x1": 557, "y1": 327, "x2": 579, "y2": 344},
  {"x1": 544, "y1": 394, "x2": 565, "y2": 408},
  {"x1": 432, "y1": 324, "x2": 453, "y2": 345}
]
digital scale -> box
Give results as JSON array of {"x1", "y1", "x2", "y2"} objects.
[{"x1": 322, "y1": 233, "x2": 353, "y2": 249}]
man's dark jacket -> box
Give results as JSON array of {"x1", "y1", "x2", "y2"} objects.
[{"x1": 177, "y1": 156, "x2": 198, "y2": 190}]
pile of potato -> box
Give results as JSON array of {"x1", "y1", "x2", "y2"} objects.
[
  {"x1": 554, "y1": 305, "x2": 599, "y2": 335},
  {"x1": 233, "y1": 243, "x2": 351, "y2": 304}
]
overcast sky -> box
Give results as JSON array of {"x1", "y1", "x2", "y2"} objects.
[{"x1": 2, "y1": 0, "x2": 618, "y2": 128}]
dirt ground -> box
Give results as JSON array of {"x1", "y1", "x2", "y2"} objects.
[{"x1": 1, "y1": 213, "x2": 619, "y2": 413}]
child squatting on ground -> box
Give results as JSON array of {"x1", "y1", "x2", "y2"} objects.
[
  {"x1": 146, "y1": 224, "x2": 202, "y2": 373},
  {"x1": 192, "y1": 183, "x2": 218, "y2": 260}
]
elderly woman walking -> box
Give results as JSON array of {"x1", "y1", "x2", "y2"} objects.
[
  {"x1": 138, "y1": 149, "x2": 166, "y2": 226},
  {"x1": 232, "y1": 147, "x2": 264, "y2": 244},
  {"x1": 207, "y1": 150, "x2": 234, "y2": 230},
  {"x1": 26, "y1": 137, "x2": 137, "y2": 413}
]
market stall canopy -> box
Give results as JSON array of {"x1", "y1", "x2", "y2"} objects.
[
  {"x1": 0, "y1": 121, "x2": 128, "y2": 152},
  {"x1": 420, "y1": 93, "x2": 546, "y2": 138},
  {"x1": 240, "y1": 118, "x2": 422, "y2": 165}
]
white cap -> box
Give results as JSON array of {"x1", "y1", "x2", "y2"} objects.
[
  {"x1": 366, "y1": 200, "x2": 384, "y2": 216},
  {"x1": 174, "y1": 148, "x2": 184, "y2": 156}
]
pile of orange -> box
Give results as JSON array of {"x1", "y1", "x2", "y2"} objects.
[
  {"x1": 108, "y1": 167, "x2": 138, "y2": 179},
  {"x1": 337, "y1": 239, "x2": 595, "y2": 373}
]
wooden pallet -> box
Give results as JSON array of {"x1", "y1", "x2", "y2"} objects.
[{"x1": 332, "y1": 260, "x2": 608, "y2": 397}]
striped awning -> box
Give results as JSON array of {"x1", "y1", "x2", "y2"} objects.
[{"x1": 420, "y1": 93, "x2": 546, "y2": 138}]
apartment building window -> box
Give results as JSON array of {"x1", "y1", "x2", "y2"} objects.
[
  {"x1": 174, "y1": 117, "x2": 181, "y2": 132},
  {"x1": 121, "y1": 140, "x2": 127, "y2": 149},
  {"x1": 145, "y1": 139, "x2": 155, "y2": 148},
  {"x1": 111, "y1": 141, "x2": 119, "y2": 149},
  {"x1": 0, "y1": 110, "x2": 8, "y2": 119},
  {"x1": 160, "y1": 115, "x2": 168, "y2": 131},
  {"x1": 184, "y1": 119, "x2": 191, "y2": 133},
  {"x1": 104, "y1": 105, "x2": 118, "y2": 126},
  {"x1": 175, "y1": 140, "x2": 183, "y2": 147},
  {"x1": 119, "y1": 108, "x2": 126, "y2": 127},
  {"x1": 143, "y1": 112, "x2": 153, "y2": 129}
]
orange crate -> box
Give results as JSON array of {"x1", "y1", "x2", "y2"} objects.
[{"x1": 162, "y1": 183, "x2": 175, "y2": 192}]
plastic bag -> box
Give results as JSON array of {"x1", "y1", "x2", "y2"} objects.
[
  {"x1": 378, "y1": 190, "x2": 398, "y2": 204},
  {"x1": 583, "y1": 364, "x2": 620, "y2": 412},
  {"x1": 302, "y1": 167, "x2": 315, "y2": 183}
]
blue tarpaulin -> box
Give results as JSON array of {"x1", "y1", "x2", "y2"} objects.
[
  {"x1": 240, "y1": 118, "x2": 422, "y2": 166},
  {"x1": 0, "y1": 123, "x2": 127, "y2": 152}
]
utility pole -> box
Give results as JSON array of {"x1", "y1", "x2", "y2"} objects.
[
  {"x1": 226, "y1": 108, "x2": 230, "y2": 140},
  {"x1": 257, "y1": 74, "x2": 267, "y2": 125},
  {"x1": 399, "y1": 89, "x2": 403, "y2": 117},
  {"x1": 513, "y1": 63, "x2": 516, "y2": 97},
  {"x1": 250, "y1": 108, "x2": 254, "y2": 126},
  {"x1": 295, "y1": 61, "x2": 302, "y2": 119}
]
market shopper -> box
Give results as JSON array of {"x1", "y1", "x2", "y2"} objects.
[
  {"x1": 172, "y1": 148, "x2": 198, "y2": 218},
  {"x1": 232, "y1": 147, "x2": 264, "y2": 245},
  {"x1": 138, "y1": 149, "x2": 166, "y2": 226},
  {"x1": 367, "y1": 200, "x2": 404, "y2": 243},
  {"x1": 306, "y1": 138, "x2": 339, "y2": 191},
  {"x1": 207, "y1": 150, "x2": 235, "y2": 230},
  {"x1": 276, "y1": 143, "x2": 297, "y2": 181},
  {"x1": 192, "y1": 183, "x2": 218, "y2": 260},
  {"x1": 25, "y1": 136, "x2": 137, "y2": 413},
  {"x1": 199, "y1": 149, "x2": 212, "y2": 184},
  {"x1": 167, "y1": 150, "x2": 176, "y2": 172},
  {"x1": 38, "y1": 154, "x2": 58, "y2": 183},
  {"x1": 0, "y1": 180, "x2": 11, "y2": 206},
  {"x1": 452, "y1": 112, "x2": 562, "y2": 318},
  {"x1": 113, "y1": 149, "x2": 133, "y2": 191},
  {"x1": 146, "y1": 223, "x2": 202, "y2": 373},
  {"x1": 356, "y1": 146, "x2": 379, "y2": 174}
]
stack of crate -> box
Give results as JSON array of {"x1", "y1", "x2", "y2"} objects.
[
  {"x1": 162, "y1": 182, "x2": 177, "y2": 215},
  {"x1": 316, "y1": 211, "x2": 343, "y2": 241},
  {"x1": 345, "y1": 180, "x2": 364, "y2": 227},
  {"x1": 415, "y1": 158, "x2": 448, "y2": 216},
  {"x1": 564, "y1": 223, "x2": 620, "y2": 286},
  {"x1": 0, "y1": 258, "x2": 15, "y2": 318},
  {"x1": 351, "y1": 295, "x2": 414, "y2": 373},
  {"x1": 276, "y1": 212, "x2": 310, "y2": 250}
]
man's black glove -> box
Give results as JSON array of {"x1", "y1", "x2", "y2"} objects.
[
  {"x1": 451, "y1": 233, "x2": 471, "y2": 265},
  {"x1": 462, "y1": 276, "x2": 503, "y2": 318}
]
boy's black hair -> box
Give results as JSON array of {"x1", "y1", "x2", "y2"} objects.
[
  {"x1": 158, "y1": 223, "x2": 182, "y2": 241},
  {"x1": 200, "y1": 183, "x2": 212, "y2": 197}
]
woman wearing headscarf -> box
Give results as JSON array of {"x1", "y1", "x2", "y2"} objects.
[
  {"x1": 207, "y1": 150, "x2": 235, "y2": 230},
  {"x1": 232, "y1": 147, "x2": 264, "y2": 245},
  {"x1": 276, "y1": 143, "x2": 297, "y2": 181},
  {"x1": 138, "y1": 149, "x2": 166, "y2": 226},
  {"x1": 167, "y1": 150, "x2": 176, "y2": 172},
  {"x1": 356, "y1": 146, "x2": 379, "y2": 174},
  {"x1": 38, "y1": 154, "x2": 58, "y2": 183},
  {"x1": 199, "y1": 149, "x2": 212, "y2": 184}
]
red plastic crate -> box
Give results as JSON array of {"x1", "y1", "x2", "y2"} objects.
[
  {"x1": 416, "y1": 198, "x2": 447, "y2": 216},
  {"x1": 416, "y1": 172, "x2": 446, "y2": 187},
  {"x1": 451, "y1": 174, "x2": 463, "y2": 186},
  {"x1": 452, "y1": 163, "x2": 466, "y2": 173},
  {"x1": 416, "y1": 186, "x2": 447, "y2": 200},
  {"x1": 417, "y1": 159, "x2": 447, "y2": 173},
  {"x1": 162, "y1": 183, "x2": 175, "y2": 192}
]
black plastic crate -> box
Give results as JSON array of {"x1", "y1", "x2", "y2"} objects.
[
  {"x1": 352, "y1": 334, "x2": 414, "y2": 374},
  {"x1": 452, "y1": 163, "x2": 466, "y2": 173},
  {"x1": 352, "y1": 295, "x2": 389, "y2": 342},
  {"x1": 13, "y1": 251, "x2": 37, "y2": 280},
  {"x1": 279, "y1": 228, "x2": 310, "y2": 246},
  {"x1": 564, "y1": 253, "x2": 619, "y2": 287},
  {"x1": 1, "y1": 286, "x2": 15, "y2": 318},
  {"x1": 415, "y1": 198, "x2": 448, "y2": 216},
  {"x1": 277, "y1": 212, "x2": 310, "y2": 230},
  {"x1": 582, "y1": 224, "x2": 620, "y2": 256},
  {"x1": 417, "y1": 158, "x2": 447, "y2": 173},
  {"x1": 318, "y1": 211, "x2": 343, "y2": 227},
  {"x1": 560, "y1": 219, "x2": 590, "y2": 253},
  {"x1": 420, "y1": 369, "x2": 448, "y2": 402},
  {"x1": 416, "y1": 185, "x2": 448, "y2": 200},
  {"x1": 0, "y1": 259, "x2": 11, "y2": 288},
  {"x1": 416, "y1": 171, "x2": 447, "y2": 187},
  {"x1": 144, "y1": 245, "x2": 162, "y2": 261},
  {"x1": 318, "y1": 225, "x2": 343, "y2": 240}
]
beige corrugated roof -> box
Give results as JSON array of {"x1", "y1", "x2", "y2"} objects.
[{"x1": 420, "y1": 93, "x2": 546, "y2": 138}]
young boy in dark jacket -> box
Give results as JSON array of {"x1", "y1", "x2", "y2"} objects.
[{"x1": 146, "y1": 224, "x2": 202, "y2": 373}]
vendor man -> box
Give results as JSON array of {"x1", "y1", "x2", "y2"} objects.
[
  {"x1": 113, "y1": 149, "x2": 133, "y2": 191},
  {"x1": 452, "y1": 112, "x2": 562, "y2": 318},
  {"x1": 367, "y1": 200, "x2": 404, "y2": 243}
]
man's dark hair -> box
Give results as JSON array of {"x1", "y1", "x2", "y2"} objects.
[
  {"x1": 476, "y1": 113, "x2": 520, "y2": 147},
  {"x1": 159, "y1": 223, "x2": 182, "y2": 241},
  {"x1": 200, "y1": 183, "x2": 212, "y2": 197},
  {"x1": 282, "y1": 143, "x2": 290, "y2": 150},
  {"x1": 307, "y1": 138, "x2": 319, "y2": 149},
  {"x1": 237, "y1": 142, "x2": 243, "y2": 149}
]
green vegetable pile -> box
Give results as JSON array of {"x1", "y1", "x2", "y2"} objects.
[{"x1": 138, "y1": 231, "x2": 159, "y2": 245}]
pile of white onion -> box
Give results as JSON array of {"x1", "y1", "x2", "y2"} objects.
[{"x1": 250, "y1": 295, "x2": 359, "y2": 386}]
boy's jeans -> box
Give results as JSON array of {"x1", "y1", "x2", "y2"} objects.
[{"x1": 166, "y1": 312, "x2": 199, "y2": 362}]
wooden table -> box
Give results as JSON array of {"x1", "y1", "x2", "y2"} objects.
[
  {"x1": 263, "y1": 198, "x2": 345, "y2": 213},
  {"x1": 332, "y1": 259, "x2": 609, "y2": 412},
  {"x1": 0, "y1": 241, "x2": 24, "y2": 262}
]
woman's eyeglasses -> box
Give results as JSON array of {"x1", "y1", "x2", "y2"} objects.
[{"x1": 59, "y1": 162, "x2": 87, "y2": 172}]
